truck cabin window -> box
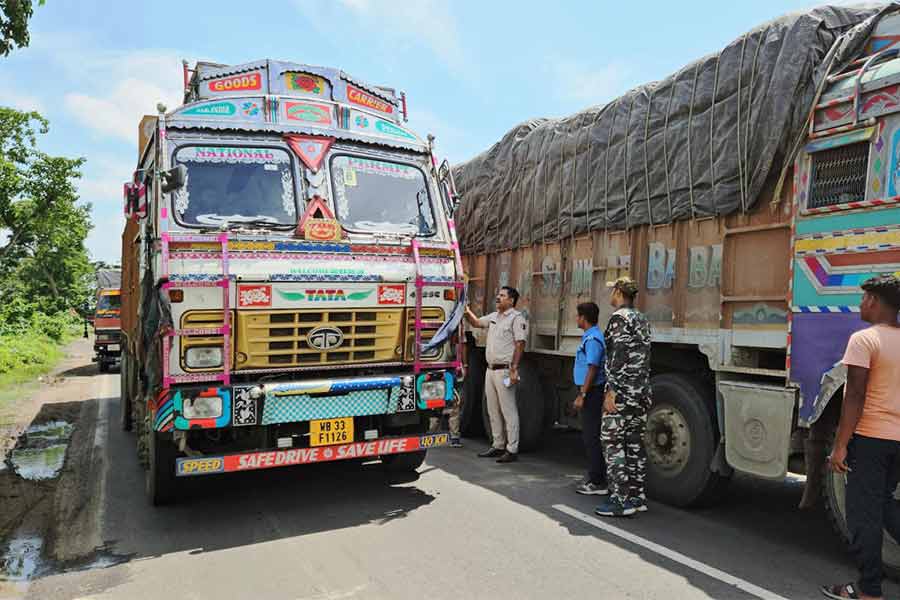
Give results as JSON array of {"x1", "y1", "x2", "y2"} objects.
[
  {"x1": 172, "y1": 146, "x2": 297, "y2": 228},
  {"x1": 97, "y1": 295, "x2": 121, "y2": 311},
  {"x1": 330, "y1": 155, "x2": 436, "y2": 236}
]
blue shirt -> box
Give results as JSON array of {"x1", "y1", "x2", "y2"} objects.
[{"x1": 574, "y1": 325, "x2": 606, "y2": 387}]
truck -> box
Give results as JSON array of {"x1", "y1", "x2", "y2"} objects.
[
  {"x1": 119, "y1": 59, "x2": 464, "y2": 505},
  {"x1": 454, "y1": 5, "x2": 900, "y2": 570},
  {"x1": 94, "y1": 268, "x2": 122, "y2": 373}
]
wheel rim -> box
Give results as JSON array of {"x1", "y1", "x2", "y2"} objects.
[{"x1": 645, "y1": 402, "x2": 691, "y2": 478}]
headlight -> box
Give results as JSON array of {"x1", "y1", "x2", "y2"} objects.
[
  {"x1": 185, "y1": 346, "x2": 223, "y2": 369},
  {"x1": 182, "y1": 395, "x2": 223, "y2": 419},
  {"x1": 420, "y1": 380, "x2": 446, "y2": 401}
]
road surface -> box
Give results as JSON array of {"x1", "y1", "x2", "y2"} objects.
[{"x1": 5, "y1": 343, "x2": 897, "y2": 600}]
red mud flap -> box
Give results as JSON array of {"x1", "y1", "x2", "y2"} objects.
[{"x1": 175, "y1": 433, "x2": 449, "y2": 477}]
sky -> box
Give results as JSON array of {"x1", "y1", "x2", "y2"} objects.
[{"x1": 0, "y1": 0, "x2": 837, "y2": 264}]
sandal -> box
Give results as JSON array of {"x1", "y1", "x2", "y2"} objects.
[{"x1": 821, "y1": 583, "x2": 867, "y2": 599}]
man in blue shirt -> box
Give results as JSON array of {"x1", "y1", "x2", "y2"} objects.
[{"x1": 573, "y1": 302, "x2": 608, "y2": 495}]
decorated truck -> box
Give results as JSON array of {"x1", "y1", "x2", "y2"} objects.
[
  {"x1": 120, "y1": 59, "x2": 464, "y2": 505},
  {"x1": 94, "y1": 269, "x2": 122, "y2": 373},
  {"x1": 454, "y1": 5, "x2": 900, "y2": 569}
]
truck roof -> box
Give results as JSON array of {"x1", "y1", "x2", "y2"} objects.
[{"x1": 160, "y1": 59, "x2": 426, "y2": 154}]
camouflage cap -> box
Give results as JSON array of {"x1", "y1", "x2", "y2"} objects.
[{"x1": 607, "y1": 276, "x2": 639, "y2": 297}]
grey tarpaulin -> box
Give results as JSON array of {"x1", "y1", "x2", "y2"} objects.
[
  {"x1": 96, "y1": 269, "x2": 121, "y2": 289},
  {"x1": 453, "y1": 4, "x2": 896, "y2": 254}
]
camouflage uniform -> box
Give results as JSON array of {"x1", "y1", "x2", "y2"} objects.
[{"x1": 601, "y1": 306, "x2": 652, "y2": 505}]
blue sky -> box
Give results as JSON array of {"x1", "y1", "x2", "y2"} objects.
[{"x1": 0, "y1": 0, "x2": 825, "y2": 263}]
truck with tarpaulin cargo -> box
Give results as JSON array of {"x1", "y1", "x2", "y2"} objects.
[
  {"x1": 454, "y1": 5, "x2": 900, "y2": 572},
  {"x1": 94, "y1": 268, "x2": 122, "y2": 373},
  {"x1": 119, "y1": 59, "x2": 465, "y2": 505}
]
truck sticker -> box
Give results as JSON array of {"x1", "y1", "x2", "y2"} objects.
[
  {"x1": 284, "y1": 72, "x2": 330, "y2": 96},
  {"x1": 374, "y1": 119, "x2": 416, "y2": 140},
  {"x1": 276, "y1": 289, "x2": 374, "y2": 302},
  {"x1": 181, "y1": 101, "x2": 236, "y2": 117},
  {"x1": 238, "y1": 284, "x2": 272, "y2": 307},
  {"x1": 647, "y1": 243, "x2": 676, "y2": 290},
  {"x1": 284, "y1": 101, "x2": 333, "y2": 125},
  {"x1": 208, "y1": 72, "x2": 262, "y2": 93},
  {"x1": 180, "y1": 147, "x2": 285, "y2": 164},
  {"x1": 232, "y1": 386, "x2": 258, "y2": 426},
  {"x1": 688, "y1": 244, "x2": 722, "y2": 289},
  {"x1": 346, "y1": 84, "x2": 394, "y2": 114},
  {"x1": 377, "y1": 284, "x2": 405, "y2": 305}
]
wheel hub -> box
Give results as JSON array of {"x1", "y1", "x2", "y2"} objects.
[{"x1": 645, "y1": 404, "x2": 691, "y2": 477}]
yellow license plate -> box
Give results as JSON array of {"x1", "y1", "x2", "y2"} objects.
[{"x1": 309, "y1": 417, "x2": 354, "y2": 447}]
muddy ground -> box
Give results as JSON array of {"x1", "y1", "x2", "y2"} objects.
[{"x1": 0, "y1": 338, "x2": 108, "y2": 594}]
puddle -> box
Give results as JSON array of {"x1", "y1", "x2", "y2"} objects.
[
  {"x1": 6, "y1": 421, "x2": 73, "y2": 481},
  {"x1": 0, "y1": 535, "x2": 43, "y2": 583}
]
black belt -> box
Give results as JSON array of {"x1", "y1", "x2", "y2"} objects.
[{"x1": 488, "y1": 363, "x2": 511, "y2": 370}]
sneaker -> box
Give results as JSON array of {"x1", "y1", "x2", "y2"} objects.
[
  {"x1": 478, "y1": 448, "x2": 505, "y2": 458},
  {"x1": 626, "y1": 498, "x2": 648, "y2": 513},
  {"x1": 594, "y1": 497, "x2": 636, "y2": 517},
  {"x1": 449, "y1": 437, "x2": 463, "y2": 448},
  {"x1": 496, "y1": 451, "x2": 518, "y2": 463},
  {"x1": 576, "y1": 482, "x2": 609, "y2": 496}
]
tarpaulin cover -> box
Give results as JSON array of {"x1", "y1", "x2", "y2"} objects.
[
  {"x1": 453, "y1": 4, "x2": 895, "y2": 254},
  {"x1": 96, "y1": 269, "x2": 121, "y2": 289}
]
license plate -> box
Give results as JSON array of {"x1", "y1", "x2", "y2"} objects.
[
  {"x1": 107, "y1": 344, "x2": 120, "y2": 352},
  {"x1": 309, "y1": 417, "x2": 354, "y2": 447}
]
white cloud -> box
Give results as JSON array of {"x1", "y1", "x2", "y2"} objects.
[
  {"x1": 85, "y1": 211, "x2": 126, "y2": 263},
  {"x1": 296, "y1": 0, "x2": 466, "y2": 73},
  {"x1": 549, "y1": 59, "x2": 630, "y2": 109},
  {"x1": 0, "y1": 85, "x2": 44, "y2": 113}
]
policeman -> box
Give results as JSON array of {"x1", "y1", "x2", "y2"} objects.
[
  {"x1": 464, "y1": 286, "x2": 528, "y2": 463},
  {"x1": 595, "y1": 277, "x2": 652, "y2": 517}
]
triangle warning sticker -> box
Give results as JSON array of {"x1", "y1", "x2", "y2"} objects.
[{"x1": 285, "y1": 134, "x2": 334, "y2": 173}]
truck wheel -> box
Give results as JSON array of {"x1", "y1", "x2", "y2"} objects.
[
  {"x1": 460, "y1": 346, "x2": 486, "y2": 437},
  {"x1": 480, "y1": 358, "x2": 546, "y2": 452},
  {"x1": 381, "y1": 450, "x2": 427, "y2": 472},
  {"x1": 147, "y1": 431, "x2": 178, "y2": 506},
  {"x1": 644, "y1": 374, "x2": 730, "y2": 507},
  {"x1": 823, "y1": 449, "x2": 900, "y2": 579},
  {"x1": 119, "y1": 352, "x2": 133, "y2": 431}
]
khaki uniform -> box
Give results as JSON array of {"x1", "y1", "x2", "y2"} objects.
[{"x1": 479, "y1": 309, "x2": 528, "y2": 453}]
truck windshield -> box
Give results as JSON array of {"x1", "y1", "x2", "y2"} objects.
[
  {"x1": 330, "y1": 155, "x2": 436, "y2": 236},
  {"x1": 173, "y1": 146, "x2": 297, "y2": 227},
  {"x1": 97, "y1": 294, "x2": 121, "y2": 311}
]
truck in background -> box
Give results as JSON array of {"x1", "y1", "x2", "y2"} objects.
[
  {"x1": 454, "y1": 6, "x2": 900, "y2": 571},
  {"x1": 120, "y1": 59, "x2": 463, "y2": 505},
  {"x1": 93, "y1": 269, "x2": 122, "y2": 373}
]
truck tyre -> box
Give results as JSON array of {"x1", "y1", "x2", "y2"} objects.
[
  {"x1": 644, "y1": 374, "x2": 730, "y2": 507},
  {"x1": 381, "y1": 450, "x2": 427, "y2": 472},
  {"x1": 460, "y1": 345, "x2": 486, "y2": 437},
  {"x1": 119, "y1": 352, "x2": 133, "y2": 431},
  {"x1": 480, "y1": 358, "x2": 546, "y2": 452},
  {"x1": 147, "y1": 431, "x2": 178, "y2": 506},
  {"x1": 823, "y1": 447, "x2": 900, "y2": 579}
]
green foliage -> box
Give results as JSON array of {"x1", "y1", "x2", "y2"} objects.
[
  {"x1": 0, "y1": 311, "x2": 77, "y2": 377},
  {"x1": 0, "y1": 0, "x2": 45, "y2": 56},
  {"x1": 0, "y1": 107, "x2": 93, "y2": 318}
]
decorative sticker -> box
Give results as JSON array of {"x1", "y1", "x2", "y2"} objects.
[
  {"x1": 232, "y1": 386, "x2": 258, "y2": 427},
  {"x1": 304, "y1": 219, "x2": 342, "y2": 241},
  {"x1": 241, "y1": 101, "x2": 261, "y2": 117},
  {"x1": 374, "y1": 119, "x2": 416, "y2": 140},
  {"x1": 284, "y1": 101, "x2": 333, "y2": 125},
  {"x1": 378, "y1": 284, "x2": 405, "y2": 305},
  {"x1": 343, "y1": 156, "x2": 417, "y2": 179},
  {"x1": 208, "y1": 72, "x2": 262, "y2": 93},
  {"x1": 344, "y1": 168, "x2": 358, "y2": 187},
  {"x1": 284, "y1": 72, "x2": 330, "y2": 97},
  {"x1": 889, "y1": 127, "x2": 900, "y2": 197},
  {"x1": 178, "y1": 147, "x2": 287, "y2": 164},
  {"x1": 181, "y1": 101, "x2": 237, "y2": 117},
  {"x1": 285, "y1": 135, "x2": 334, "y2": 172},
  {"x1": 346, "y1": 84, "x2": 394, "y2": 115},
  {"x1": 238, "y1": 284, "x2": 272, "y2": 308}
]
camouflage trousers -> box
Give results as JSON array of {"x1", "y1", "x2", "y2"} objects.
[{"x1": 601, "y1": 399, "x2": 649, "y2": 505}]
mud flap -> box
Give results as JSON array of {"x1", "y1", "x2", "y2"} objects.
[{"x1": 720, "y1": 381, "x2": 796, "y2": 479}]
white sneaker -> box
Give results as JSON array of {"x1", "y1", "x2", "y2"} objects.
[{"x1": 576, "y1": 482, "x2": 609, "y2": 496}]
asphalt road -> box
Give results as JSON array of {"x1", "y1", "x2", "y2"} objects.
[{"x1": 16, "y1": 362, "x2": 900, "y2": 600}]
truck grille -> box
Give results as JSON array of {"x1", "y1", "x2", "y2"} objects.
[
  {"x1": 808, "y1": 141, "x2": 869, "y2": 209},
  {"x1": 236, "y1": 309, "x2": 403, "y2": 368},
  {"x1": 404, "y1": 307, "x2": 446, "y2": 361}
]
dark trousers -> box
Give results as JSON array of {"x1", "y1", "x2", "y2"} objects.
[
  {"x1": 846, "y1": 434, "x2": 900, "y2": 597},
  {"x1": 580, "y1": 388, "x2": 607, "y2": 485}
]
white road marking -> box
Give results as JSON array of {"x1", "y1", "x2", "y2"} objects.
[
  {"x1": 93, "y1": 394, "x2": 108, "y2": 450},
  {"x1": 553, "y1": 504, "x2": 790, "y2": 600}
]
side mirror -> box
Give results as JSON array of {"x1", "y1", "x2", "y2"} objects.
[
  {"x1": 161, "y1": 164, "x2": 187, "y2": 193},
  {"x1": 438, "y1": 159, "x2": 451, "y2": 183}
]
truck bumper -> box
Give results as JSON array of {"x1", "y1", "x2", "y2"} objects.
[{"x1": 175, "y1": 432, "x2": 449, "y2": 477}]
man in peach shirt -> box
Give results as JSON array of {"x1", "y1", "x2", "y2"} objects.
[{"x1": 823, "y1": 275, "x2": 900, "y2": 600}]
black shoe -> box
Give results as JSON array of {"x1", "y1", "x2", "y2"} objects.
[
  {"x1": 478, "y1": 448, "x2": 505, "y2": 458},
  {"x1": 496, "y1": 451, "x2": 518, "y2": 463}
]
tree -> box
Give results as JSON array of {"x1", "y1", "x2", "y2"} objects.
[
  {"x1": 0, "y1": 0, "x2": 44, "y2": 56},
  {"x1": 0, "y1": 107, "x2": 93, "y2": 319}
]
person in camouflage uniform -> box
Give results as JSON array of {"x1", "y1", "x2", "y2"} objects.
[{"x1": 596, "y1": 277, "x2": 652, "y2": 517}]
